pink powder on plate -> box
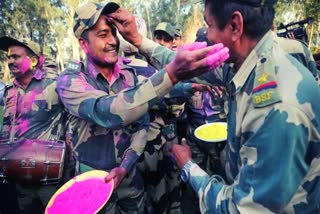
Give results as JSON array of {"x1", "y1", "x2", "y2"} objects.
[{"x1": 47, "y1": 178, "x2": 113, "y2": 214}]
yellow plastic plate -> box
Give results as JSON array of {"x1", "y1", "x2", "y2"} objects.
[
  {"x1": 194, "y1": 122, "x2": 228, "y2": 142},
  {"x1": 45, "y1": 170, "x2": 114, "y2": 214}
]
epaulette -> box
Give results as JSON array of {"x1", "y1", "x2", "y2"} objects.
[
  {"x1": 252, "y1": 56, "x2": 282, "y2": 108},
  {"x1": 65, "y1": 59, "x2": 82, "y2": 72}
]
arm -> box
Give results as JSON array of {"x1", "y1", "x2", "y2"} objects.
[
  {"x1": 57, "y1": 69, "x2": 172, "y2": 129},
  {"x1": 173, "y1": 106, "x2": 312, "y2": 213},
  {"x1": 106, "y1": 113, "x2": 149, "y2": 189},
  {"x1": 120, "y1": 113, "x2": 149, "y2": 173}
]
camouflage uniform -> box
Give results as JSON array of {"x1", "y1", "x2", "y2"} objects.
[
  {"x1": 57, "y1": 59, "x2": 150, "y2": 214},
  {"x1": 0, "y1": 37, "x2": 67, "y2": 214},
  {"x1": 275, "y1": 35, "x2": 320, "y2": 84},
  {"x1": 127, "y1": 56, "x2": 193, "y2": 214},
  {"x1": 0, "y1": 80, "x2": 5, "y2": 133},
  {"x1": 139, "y1": 30, "x2": 320, "y2": 213}
]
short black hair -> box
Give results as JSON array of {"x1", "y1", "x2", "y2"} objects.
[{"x1": 205, "y1": 0, "x2": 276, "y2": 40}]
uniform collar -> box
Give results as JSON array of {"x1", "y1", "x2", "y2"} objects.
[
  {"x1": 232, "y1": 31, "x2": 275, "y2": 94},
  {"x1": 13, "y1": 68, "x2": 45, "y2": 87},
  {"x1": 84, "y1": 59, "x2": 127, "y2": 86}
]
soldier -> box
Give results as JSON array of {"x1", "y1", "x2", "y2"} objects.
[
  {"x1": 119, "y1": 19, "x2": 190, "y2": 213},
  {"x1": 154, "y1": 22, "x2": 175, "y2": 49},
  {"x1": 0, "y1": 37, "x2": 66, "y2": 213},
  {"x1": 56, "y1": 2, "x2": 151, "y2": 213},
  {"x1": 109, "y1": 0, "x2": 320, "y2": 213},
  {"x1": 173, "y1": 26, "x2": 183, "y2": 51},
  {"x1": 170, "y1": 0, "x2": 320, "y2": 213},
  {"x1": 57, "y1": 2, "x2": 229, "y2": 213}
]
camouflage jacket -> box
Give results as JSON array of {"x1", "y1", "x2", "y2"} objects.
[
  {"x1": 0, "y1": 80, "x2": 5, "y2": 133},
  {"x1": 140, "y1": 32, "x2": 320, "y2": 213},
  {"x1": 275, "y1": 35, "x2": 320, "y2": 84},
  {"x1": 56, "y1": 60, "x2": 150, "y2": 172},
  {"x1": 1, "y1": 69, "x2": 65, "y2": 142},
  {"x1": 132, "y1": 57, "x2": 194, "y2": 145}
]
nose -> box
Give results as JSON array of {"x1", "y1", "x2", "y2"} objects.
[
  {"x1": 8, "y1": 56, "x2": 15, "y2": 65},
  {"x1": 109, "y1": 35, "x2": 117, "y2": 46}
]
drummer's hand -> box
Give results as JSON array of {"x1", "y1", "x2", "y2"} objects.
[
  {"x1": 172, "y1": 138, "x2": 192, "y2": 169},
  {"x1": 104, "y1": 167, "x2": 127, "y2": 189}
]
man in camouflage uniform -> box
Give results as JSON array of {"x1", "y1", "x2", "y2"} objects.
[
  {"x1": 56, "y1": 2, "x2": 151, "y2": 213},
  {"x1": 59, "y1": 3, "x2": 228, "y2": 213},
  {"x1": 119, "y1": 19, "x2": 185, "y2": 213},
  {"x1": 173, "y1": 26, "x2": 183, "y2": 51},
  {"x1": 0, "y1": 37, "x2": 66, "y2": 213},
  {"x1": 110, "y1": 1, "x2": 320, "y2": 213},
  {"x1": 154, "y1": 22, "x2": 175, "y2": 50},
  {"x1": 169, "y1": 0, "x2": 320, "y2": 213}
]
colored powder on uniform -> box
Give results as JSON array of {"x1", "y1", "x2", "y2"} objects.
[
  {"x1": 195, "y1": 123, "x2": 227, "y2": 141},
  {"x1": 47, "y1": 178, "x2": 112, "y2": 214}
]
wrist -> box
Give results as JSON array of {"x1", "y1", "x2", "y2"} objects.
[
  {"x1": 131, "y1": 34, "x2": 143, "y2": 48},
  {"x1": 180, "y1": 160, "x2": 195, "y2": 183},
  {"x1": 165, "y1": 64, "x2": 178, "y2": 84}
]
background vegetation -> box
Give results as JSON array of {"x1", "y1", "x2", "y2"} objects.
[{"x1": 0, "y1": 0, "x2": 319, "y2": 83}]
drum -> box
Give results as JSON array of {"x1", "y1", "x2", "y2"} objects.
[{"x1": 0, "y1": 139, "x2": 66, "y2": 185}]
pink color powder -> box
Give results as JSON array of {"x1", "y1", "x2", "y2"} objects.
[{"x1": 47, "y1": 178, "x2": 113, "y2": 214}]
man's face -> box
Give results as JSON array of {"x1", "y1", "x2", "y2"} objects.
[
  {"x1": 154, "y1": 31, "x2": 173, "y2": 49},
  {"x1": 81, "y1": 15, "x2": 119, "y2": 67},
  {"x1": 7, "y1": 45, "x2": 33, "y2": 78},
  {"x1": 173, "y1": 36, "x2": 182, "y2": 51},
  {"x1": 204, "y1": 4, "x2": 234, "y2": 63}
]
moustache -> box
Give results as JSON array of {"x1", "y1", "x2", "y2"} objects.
[
  {"x1": 102, "y1": 46, "x2": 117, "y2": 53},
  {"x1": 8, "y1": 64, "x2": 18, "y2": 70}
]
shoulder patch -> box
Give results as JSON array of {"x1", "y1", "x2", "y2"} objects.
[
  {"x1": 65, "y1": 59, "x2": 82, "y2": 72},
  {"x1": 252, "y1": 58, "x2": 282, "y2": 108}
]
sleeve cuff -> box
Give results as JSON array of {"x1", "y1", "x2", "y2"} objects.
[{"x1": 120, "y1": 149, "x2": 139, "y2": 173}]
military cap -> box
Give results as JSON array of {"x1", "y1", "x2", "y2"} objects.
[
  {"x1": 174, "y1": 26, "x2": 182, "y2": 37},
  {"x1": 73, "y1": 1, "x2": 120, "y2": 39},
  {"x1": 154, "y1": 22, "x2": 175, "y2": 38},
  {"x1": 0, "y1": 36, "x2": 41, "y2": 57}
]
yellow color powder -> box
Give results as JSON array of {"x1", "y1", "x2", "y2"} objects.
[{"x1": 195, "y1": 123, "x2": 227, "y2": 142}]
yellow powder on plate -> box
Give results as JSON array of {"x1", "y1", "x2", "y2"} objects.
[{"x1": 195, "y1": 123, "x2": 227, "y2": 141}]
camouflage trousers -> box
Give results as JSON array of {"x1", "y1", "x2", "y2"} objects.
[
  {"x1": 79, "y1": 164, "x2": 145, "y2": 214},
  {"x1": 15, "y1": 183, "x2": 57, "y2": 214},
  {"x1": 138, "y1": 124, "x2": 182, "y2": 214},
  {"x1": 182, "y1": 130, "x2": 226, "y2": 213},
  {"x1": 186, "y1": 126, "x2": 226, "y2": 177}
]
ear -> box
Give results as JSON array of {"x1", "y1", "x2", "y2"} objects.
[
  {"x1": 31, "y1": 57, "x2": 38, "y2": 67},
  {"x1": 229, "y1": 11, "x2": 243, "y2": 42},
  {"x1": 79, "y1": 38, "x2": 89, "y2": 54}
]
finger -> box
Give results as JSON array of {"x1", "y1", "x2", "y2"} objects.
[
  {"x1": 108, "y1": 17, "x2": 123, "y2": 31},
  {"x1": 180, "y1": 42, "x2": 207, "y2": 51},
  {"x1": 207, "y1": 47, "x2": 229, "y2": 69},
  {"x1": 188, "y1": 43, "x2": 225, "y2": 62},
  {"x1": 105, "y1": 171, "x2": 116, "y2": 182}
]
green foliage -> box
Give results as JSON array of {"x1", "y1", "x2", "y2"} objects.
[{"x1": 0, "y1": 0, "x2": 319, "y2": 69}]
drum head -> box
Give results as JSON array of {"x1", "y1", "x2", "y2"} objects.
[{"x1": 45, "y1": 170, "x2": 114, "y2": 214}]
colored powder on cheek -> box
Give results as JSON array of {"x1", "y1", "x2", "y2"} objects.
[
  {"x1": 19, "y1": 58, "x2": 32, "y2": 74},
  {"x1": 47, "y1": 178, "x2": 112, "y2": 214}
]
